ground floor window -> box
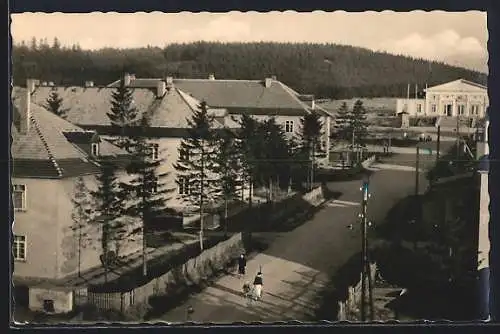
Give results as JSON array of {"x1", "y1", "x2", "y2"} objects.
[{"x1": 13, "y1": 235, "x2": 26, "y2": 261}]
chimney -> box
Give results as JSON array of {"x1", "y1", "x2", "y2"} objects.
[
  {"x1": 85, "y1": 80, "x2": 94, "y2": 88},
  {"x1": 166, "y1": 76, "x2": 174, "y2": 88},
  {"x1": 264, "y1": 77, "x2": 273, "y2": 88},
  {"x1": 19, "y1": 87, "x2": 31, "y2": 134},
  {"x1": 156, "y1": 80, "x2": 166, "y2": 98},
  {"x1": 124, "y1": 73, "x2": 131, "y2": 86},
  {"x1": 208, "y1": 74, "x2": 215, "y2": 80}
]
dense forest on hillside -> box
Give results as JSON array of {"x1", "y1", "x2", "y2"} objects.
[{"x1": 12, "y1": 39, "x2": 487, "y2": 99}]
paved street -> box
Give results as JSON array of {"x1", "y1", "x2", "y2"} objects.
[{"x1": 155, "y1": 154, "x2": 429, "y2": 323}]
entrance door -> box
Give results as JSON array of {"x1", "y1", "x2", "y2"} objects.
[{"x1": 445, "y1": 104, "x2": 453, "y2": 116}]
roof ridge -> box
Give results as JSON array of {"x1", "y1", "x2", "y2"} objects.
[
  {"x1": 176, "y1": 88, "x2": 197, "y2": 112},
  {"x1": 29, "y1": 112, "x2": 64, "y2": 177},
  {"x1": 277, "y1": 81, "x2": 311, "y2": 114}
]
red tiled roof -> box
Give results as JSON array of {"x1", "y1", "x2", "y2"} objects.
[{"x1": 11, "y1": 88, "x2": 128, "y2": 179}]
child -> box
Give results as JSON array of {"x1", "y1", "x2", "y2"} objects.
[{"x1": 253, "y1": 272, "x2": 263, "y2": 300}]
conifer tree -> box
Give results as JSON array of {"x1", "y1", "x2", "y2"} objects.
[
  {"x1": 299, "y1": 111, "x2": 324, "y2": 190},
  {"x1": 121, "y1": 115, "x2": 173, "y2": 276},
  {"x1": 90, "y1": 159, "x2": 125, "y2": 283},
  {"x1": 334, "y1": 102, "x2": 352, "y2": 142},
  {"x1": 174, "y1": 102, "x2": 218, "y2": 250},
  {"x1": 106, "y1": 78, "x2": 140, "y2": 151},
  {"x1": 350, "y1": 99, "x2": 369, "y2": 148},
  {"x1": 70, "y1": 177, "x2": 94, "y2": 278},
  {"x1": 212, "y1": 128, "x2": 243, "y2": 236},
  {"x1": 45, "y1": 90, "x2": 67, "y2": 118}
]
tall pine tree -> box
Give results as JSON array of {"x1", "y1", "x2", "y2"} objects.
[
  {"x1": 299, "y1": 111, "x2": 324, "y2": 190},
  {"x1": 174, "y1": 101, "x2": 218, "y2": 250},
  {"x1": 334, "y1": 102, "x2": 352, "y2": 142},
  {"x1": 121, "y1": 115, "x2": 173, "y2": 276},
  {"x1": 70, "y1": 177, "x2": 95, "y2": 278},
  {"x1": 45, "y1": 90, "x2": 67, "y2": 118},
  {"x1": 350, "y1": 99, "x2": 369, "y2": 149},
  {"x1": 106, "y1": 78, "x2": 140, "y2": 152},
  {"x1": 90, "y1": 159, "x2": 125, "y2": 283},
  {"x1": 212, "y1": 128, "x2": 244, "y2": 236}
]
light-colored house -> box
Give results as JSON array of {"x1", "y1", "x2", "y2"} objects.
[
  {"x1": 25, "y1": 77, "x2": 240, "y2": 219},
  {"x1": 396, "y1": 79, "x2": 488, "y2": 119},
  {"x1": 11, "y1": 85, "x2": 136, "y2": 313},
  {"x1": 108, "y1": 74, "x2": 334, "y2": 165}
]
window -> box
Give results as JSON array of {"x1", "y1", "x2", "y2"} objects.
[
  {"x1": 285, "y1": 120, "x2": 294, "y2": 133},
  {"x1": 13, "y1": 235, "x2": 26, "y2": 261},
  {"x1": 431, "y1": 104, "x2": 437, "y2": 113},
  {"x1": 91, "y1": 143, "x2": 99, "y2": 156},
  {"x1": 458, "y1": 105, "x2": 465, "y2": 115},
  {"x1": 179, "y1": 177, "x2": 190, "y2": 195},
  {"x1": 416, "y1": 104, "x2": 422, "y2": 113},
  {"x1": 180, "y1": 149, "x2": 190, "y2": 161},
  {"x1": 150, "y1": 177, "x2": 159, "y2": 194},
  {"x1": 471, "y1": 105, "x2": 479, "y2": 115},
  {"x1": 13, "y1": 185, "x2": 26, "y2": 211},
  {"x1": 151, "y1": 143, "x2": 159, "y2": 160}
]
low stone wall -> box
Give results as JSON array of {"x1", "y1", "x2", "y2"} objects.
[
  {"x1": 302, "y1": 185, "x2": 324, "y2": 206},
  {"x1": 86, "y1": 233, "x2": 244, "y2": 314}
]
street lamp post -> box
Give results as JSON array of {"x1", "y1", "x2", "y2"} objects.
[{"x1": 360, "y1": 176, "x2": 374, "y2": 321}]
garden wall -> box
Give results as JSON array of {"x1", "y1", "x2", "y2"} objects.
[{"x1": 86, "y1": 233, "x2": 244, "y2": 314}]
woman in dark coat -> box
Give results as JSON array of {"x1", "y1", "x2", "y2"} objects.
[{"x1": 238, "y1": 254, "x2": 246, "y2": 278}]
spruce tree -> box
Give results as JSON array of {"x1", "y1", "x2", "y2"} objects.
[
  {"x1": 236, "y1": 114, "x2": 264, "y2": 206},
  {"x1": 121, "y1": 115, "x2": 173, "y2": 276},
  {"x1": 174, "y1": 101, "x2": 218, "y2": 250},
  {"x1": 212, "y1": 128, "x2": 244, "y2": 236},
  {"x1": 45, "y1": 90, "x2": 67, "y2": 118},
  {"x1": 106, "y1": 78, "x2": 140, "y2": 152},
  {"x1": 70, "y1": 177, "x2": 94, "y2": 278},
  {"x1": 90, "y1": 159, "x2": 125, "y2": 283},
  {"x1": 334, "y1": 102, "x2": 352, "y2": 142},
  {"x1": 299, "y1": 111, "x2": 324, "y2": 190},
  {"x1": 350, "y1": 99, "x2": 369, "y2": 149}
]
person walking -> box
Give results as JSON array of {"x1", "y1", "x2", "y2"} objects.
[
  {"x1": 237, "y1": 254, "x2": 247, "y2": 279},
  {"x1": 253, "y1": 271, "x2": 263, "y2": 300}
]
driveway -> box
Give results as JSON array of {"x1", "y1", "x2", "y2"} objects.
[{"x1": 156, "y1": 160, "x2": 428, "y2": 323}]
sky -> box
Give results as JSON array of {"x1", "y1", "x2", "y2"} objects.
[{"x1": 11, "y1": 11, "x2": 488, "y2": 72}]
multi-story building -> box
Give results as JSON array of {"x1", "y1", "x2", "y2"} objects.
[
  {"x1": 11, "y1": 84, "x2": 135, "y2": 313},
  {"x1": 396, "y1": 79, "x2": 488, "y2": 120},
  {"x1": 107, "y1": 73, "x2": 334, "y2": 165}
]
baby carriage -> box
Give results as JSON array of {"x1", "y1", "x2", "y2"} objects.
[{"x1": 242, "y1": 282, "x2": 254, "y2": 299}]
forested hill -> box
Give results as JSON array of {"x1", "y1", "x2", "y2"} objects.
[{"x1": 12, "y1": 40, "x2": 487, "y2": 99}]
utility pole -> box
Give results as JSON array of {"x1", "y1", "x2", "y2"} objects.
[
  {"x1": 436, "y1": 125, "x2": 441, "y2": 163},
  {"x1": 360, "y1": 176, "x2": 374, "y2": 321},
  {"x1": 456, "y1": 111, "x2": 461, "y2": 161},
  {"x1": 415, "y1": 145, "x2": 420, "y2": 196}
]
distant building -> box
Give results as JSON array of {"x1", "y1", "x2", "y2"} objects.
[
  {"x1": 107, "y1": 73, "x2": 334, "y2": 165},
  {"x1": 396, "y1": 79, "x2": 488, "y2": 119},
  {"x1": 11, "y1": 83, "x2": 135, "y2": 314}
]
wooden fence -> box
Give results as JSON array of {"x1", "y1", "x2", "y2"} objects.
[{"x1": 86, "y1": 233, "x2": 244, "y2": 313}]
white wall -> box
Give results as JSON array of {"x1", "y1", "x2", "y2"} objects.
[
  {"x1": 425, "y1": 92, "x2": 488, "y2": 118},
  {"x1": 396, "y1": 99, "x2": 426, "y2": 116}
]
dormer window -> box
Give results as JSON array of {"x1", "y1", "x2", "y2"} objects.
[{"x1": 91, "y1": 143, "x2": 99, "y2": 156}]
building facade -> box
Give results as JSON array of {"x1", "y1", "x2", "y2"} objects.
[
  {"x1": 396, "y1": 79, "x2": 488, "y2": 119},
  {"x1": 11, "y1": 85, "x2": 137, "y2": 313}
]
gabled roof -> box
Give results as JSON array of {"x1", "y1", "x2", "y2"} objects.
[
  {"x1": 425, "y1": 79, "x2": 487, "y2": 93},
  {"x1": 11, "y1": 88, "x2": 128, "y2": 179},
  {"x1": 109, "y1": 77, "x2": 318, "y2": 117}
]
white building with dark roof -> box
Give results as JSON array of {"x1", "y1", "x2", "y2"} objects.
[{"x1": 11, "y1": 84, "x2": 137, "y2": 314}]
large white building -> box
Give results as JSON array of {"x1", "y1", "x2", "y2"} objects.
[{"x1": 396, "y1": 79, "x2": 488, "y2": 118}]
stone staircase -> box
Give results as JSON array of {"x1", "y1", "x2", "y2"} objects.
[{"x1": 436, "y1": 116, "x2": 474, "y2": 129}]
